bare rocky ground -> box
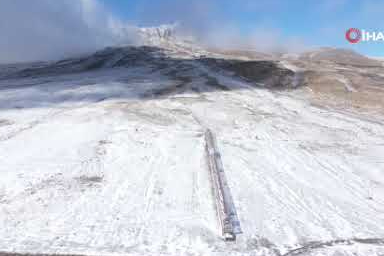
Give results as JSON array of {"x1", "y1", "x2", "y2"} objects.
[
  {"x1": 287, "y1": 49, "x2": 384, "y2": 118},
  {"x1": 209, "y1": 46, "x2": 384, "y2": 119}
]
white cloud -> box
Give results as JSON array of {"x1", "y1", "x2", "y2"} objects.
[
  {"x1": 202, "y1": 25, "x2": 307, "y2": 53},
  {"x1": 135, "y1": 0, "x2": 308, "y2": 53},
  {"x1": 0, "y1": 0, "x2": 135, "y2": 64},
  {"x1": 0, "y1": 0, "x2": 313, "y2": 64}
]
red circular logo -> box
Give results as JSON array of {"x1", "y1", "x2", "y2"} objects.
[{"x1": 346, "y1": 28, "x2": 361, "y2": 44}]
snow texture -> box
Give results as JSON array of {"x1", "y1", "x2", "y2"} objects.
[{"x1": 0, "y1": 47, "x2": 383, "y2": 256}]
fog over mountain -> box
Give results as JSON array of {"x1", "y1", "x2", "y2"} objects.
[
  {"x1": 0, "y1": 0, "x2": 138, "y2": 64},
  {"x1": 1, "y1": 0, "x2": 383, "y2": 63},
  {"x1": 0, "y1": 0, "x2": 308, "y2": 64}
]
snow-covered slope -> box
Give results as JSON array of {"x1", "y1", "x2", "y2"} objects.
[
  {"x1": 0, "y1": 46, "x2": 383, "y2": 256},
  {"x1": 136, "y1": 24, "x2": 208, "y2": 58}
]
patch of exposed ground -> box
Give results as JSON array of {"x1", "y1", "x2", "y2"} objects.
[
  {"x1": 0, "y1": 119, "x2": 13, "y2": 127},
  {"x1": 200, "y1": 58, "x2": 295, "y2": 88},
  {"x1": 74, "y1": 175, "x2": 103, "y2": 186},
  {"x1": 302, "y1": 70, "x2": 384, "y2": 116}
]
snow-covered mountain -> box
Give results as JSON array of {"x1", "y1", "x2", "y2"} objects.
[
  {"x1": 0, "y1": 32, "x2": 383, "y2": 256},
  {"x1": 136, "y1": 24, "x2": 209, "y2": 58},
  {"x1": 138, "y1": 24, "x2": 177, "y2": 43}
]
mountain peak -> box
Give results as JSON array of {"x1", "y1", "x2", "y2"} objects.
[{"x1": 138, "y1": 24, "x2": 178, "y2": 44}]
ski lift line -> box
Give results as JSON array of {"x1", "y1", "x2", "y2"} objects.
[{"x1": 205, "y1": 129, "x2": 242, "y2": 241}]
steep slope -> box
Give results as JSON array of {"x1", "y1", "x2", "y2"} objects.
[{"x1": 0, "y1": 43, "x2": 383, "y2": 256}]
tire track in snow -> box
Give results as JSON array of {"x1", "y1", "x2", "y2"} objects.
[
  {"x1": 282, "y1": 237, "x2": 384, "y2": 256},
  {"x1": 47, "y1": 138, "x2": 110, "y2": 248},
  {"x1": 0, "y1": 99, "x2": 108, "y2": 143},
  {"x1": 0, "y1": 118, "x2": 43, "y2": 142},
  {"x1": 134, "y1": 148, "x2": 164, "y2": 245},
  {"x1": 0, "y1": 110, "x2": 67, "y2": 143},
  {"x1": 0, "y1": 237, "x2": 382, "y2": 256},
  {"x1": 190, "y1": 157, "x2": 200, "y2": 215}
]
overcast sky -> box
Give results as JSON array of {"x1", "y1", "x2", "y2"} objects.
[{"x1": 0, "y1": 0, "x2": 383, "y2": 63}]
